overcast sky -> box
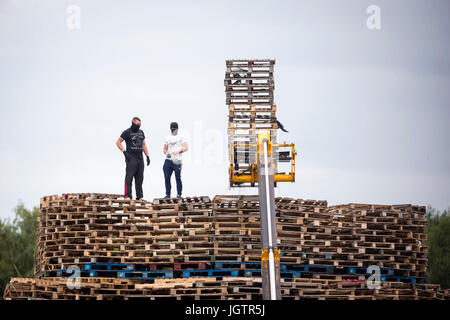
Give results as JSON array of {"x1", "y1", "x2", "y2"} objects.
[{"x1": 0, "y1": 0, "x2": 449, "y2": 219}]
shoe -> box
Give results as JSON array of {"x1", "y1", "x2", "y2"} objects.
[
  {"x1": 164, "y1": 196, "x2": 170, "y2": 199},
  {"x1": 177, "y1": 195, "x2": 182, "y2": 199},
  {"x1": 137, "y1": 198, "x2": 147, "y2": 202}
]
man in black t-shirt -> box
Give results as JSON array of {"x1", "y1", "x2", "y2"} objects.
[{"x1": 116, "y1": 116, "x2": 150, "y2": 200}]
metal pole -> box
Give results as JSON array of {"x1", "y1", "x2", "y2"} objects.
[{"x1": 263, "y1": 139, "x2": 277, "y2": 300}]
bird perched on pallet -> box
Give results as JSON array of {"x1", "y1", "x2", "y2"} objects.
[
  {"x1": 277, "y1": 120, "x2": 289, "y2": 132},
  {"x1": 231, "y1": 68, "x2": 247, "y2": 84},
  {"x1": 232, "y1": 73, "x2": 243, "y2": 84}
]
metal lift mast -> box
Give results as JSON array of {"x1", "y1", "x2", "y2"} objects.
[{"x1": 257, "y1": 132, "x2": 281, "y2": 300}]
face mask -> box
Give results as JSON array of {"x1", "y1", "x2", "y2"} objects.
[
  {"x1": 171, "y1": 129, "x2": 178, "y2": 135},
  {"x1": 131, "y1": 122, "x2": 140, "y2": 132}
]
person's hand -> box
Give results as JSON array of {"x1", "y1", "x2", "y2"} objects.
[
  {"x1": 166, "y1": 153, "x2": 171, "y2": 158},
  {"x1": 146, "y1": 155, "x2": 150, "y2": 166},
  {"x1": 172, "y1": 150, "x2": 179, "y2": 155}
]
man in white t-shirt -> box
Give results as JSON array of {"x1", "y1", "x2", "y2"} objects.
[{"x1": 163, "y1": 122, "x2": 188, "y2": 198}]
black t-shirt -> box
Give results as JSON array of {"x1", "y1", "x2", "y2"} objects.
[{"x1": 120, "y1": 128, "x2": 146, "y2": 159}]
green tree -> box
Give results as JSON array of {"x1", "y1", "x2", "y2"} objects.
[
  {"x1": 0, "y1": 203, "x2": 39, "y2": 298},
  {"x1": 425, "y1": 205, "x2": 450, "y2": 289}
]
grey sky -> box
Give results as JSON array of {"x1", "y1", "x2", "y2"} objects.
[{"x1": 0, "y1": 0, "x2": 449, "y2": 219}]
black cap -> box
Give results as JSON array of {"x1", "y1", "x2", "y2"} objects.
[{"x1": 170, "y1": 122, "x2": 178, "y2": 130}]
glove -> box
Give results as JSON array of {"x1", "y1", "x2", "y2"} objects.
[{"x1": 146, "y1": 155, "x2": 150, "y2": 166}]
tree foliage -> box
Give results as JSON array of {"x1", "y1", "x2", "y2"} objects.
[
  {"x1": 0, "y1": 203, "x2": 39, "y2": 298},
  {"x1": 425, "y1": 205, "x2": 450, "y2": 289}
]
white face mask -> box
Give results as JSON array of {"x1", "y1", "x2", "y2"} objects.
[{"x1": 171, "y1": 129, "x2": 178, "y2": 135}]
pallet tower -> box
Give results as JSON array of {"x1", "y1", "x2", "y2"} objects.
[{"x1": 225, "y1": 59, "x2": 279, "y2": 187}]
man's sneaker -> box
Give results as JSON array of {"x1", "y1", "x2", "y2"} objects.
[
  {"x1": 164, "y1": 196, "x2": 170, "y2": 199},
  {"x1": 137, "y1": 198, "x2": 147, "y2": 202},
  {"x1": 177, "y1": 195, "x2": 182, "y2": 199}
]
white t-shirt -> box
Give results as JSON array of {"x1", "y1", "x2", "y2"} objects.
[{"x1": 164, "y1": 134, "x2": 186, "y2": 164}]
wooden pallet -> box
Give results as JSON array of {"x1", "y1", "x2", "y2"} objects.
[
  {"x1": 6, "y1": 277, "x2": 450, "y2": 300},
  {"x1": 229, "y1": 104, "x2": 276, "y2": 111},
  {"x1": 35, "y1": 193, "x2": 430, "y2": 283}
]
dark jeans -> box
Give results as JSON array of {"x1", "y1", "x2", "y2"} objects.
[
  {"x1": 124, "y1": 156, "x2": 144, "y2": 199},
  {"x1": 163, "y1": 159, "x2": 182, "y2": 197}
]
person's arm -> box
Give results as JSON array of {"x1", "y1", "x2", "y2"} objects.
[
  {"x1": 163, "y1": 144, "x2": 168, "y2": 155},
  {"x1": 142, "y1": 140, "x2": 149, "y2": 157},
  {"x1": 180, "y1": 142, "x2": 188, "y2": 153},
  {"x1": 116, "y1": 137, "x2": 125, "y2": 152},
  {"x1": 143, "y1": 139, "x2": 150, "y2": 165},
  {"x1": 173, "y1": 141, "x2": 188, "y2": 155}
]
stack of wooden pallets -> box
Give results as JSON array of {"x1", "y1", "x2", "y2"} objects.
[
  {"x1": 5, "y1": 277, "x2": 449, "y2": 300},
  {"x1": 3, "y1": 193, "x2": 449, "y2": 300},
  {"x1": 273, "y1": 198, "x2": 429, "y2": 281},
  {"x1": 35, "y1": 193, "x2": 214, "y2": 276},
  {"x1": 225, "y1": 60, "x2": 279, "y2": 186},
  {"x1": 34, "y1": 194, "x2": 428, "y2": 281}
]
